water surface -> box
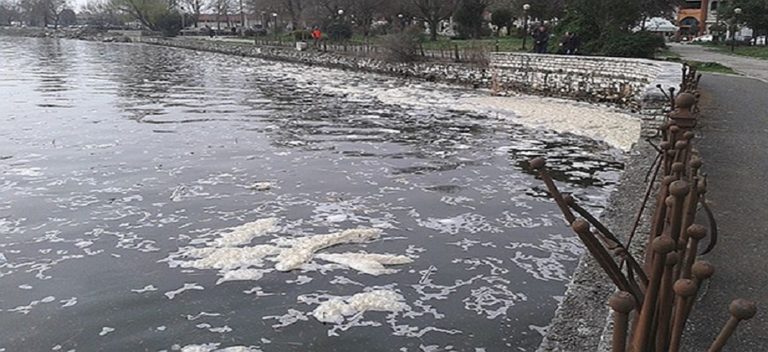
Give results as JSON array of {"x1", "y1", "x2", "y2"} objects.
[{"x1": 0, "y1": 37, "x2": 624, "y2": 351}]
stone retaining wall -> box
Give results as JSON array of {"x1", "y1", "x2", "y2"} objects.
[{"x1": 490, "y1": 52, "x2": 682, "y2": 133}]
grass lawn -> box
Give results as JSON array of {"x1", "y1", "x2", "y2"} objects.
[
  {"x1": 418, "y1": 36, "x2": 525, "y2": 52},
  {"x1": 692, "y1": 42, "x2": 768, "y2": 60},
  {"x1": 687, "y1": 61, "x2": 740, "y2": 75},
  {"x1": 339, "y1": 34, "x2": 526, "y2": 52}
]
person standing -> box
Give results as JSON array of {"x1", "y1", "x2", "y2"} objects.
[
  {"x1": 566, "y1": 32, "x2": 580, "y2": 55},
  {"x1": 311, "y1": 27, "x2": 322, "y2": 48},
  {"x1": 532, "y1": 25, "x2": 549, "y2": 54}
]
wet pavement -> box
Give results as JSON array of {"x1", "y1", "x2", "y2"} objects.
[
  {"x1": 668, "y1": 43, "x2": 768, "y2": 83},
  {"x1": 0, "y1": 37, "x2": 626, "y2": 351},
  {"x1": 681, "y1": 72, "x2": 768, "y2": 351}
]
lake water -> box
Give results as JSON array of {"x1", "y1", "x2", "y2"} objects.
[{"x1": 0, "y1": 36, "x2": 624, "y2": 352}]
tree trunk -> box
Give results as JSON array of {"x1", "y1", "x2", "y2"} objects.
[{"x1": 429, "y1": 20, "x2": 438, "y2": 41}]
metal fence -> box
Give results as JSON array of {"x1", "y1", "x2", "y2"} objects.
[{"x1": 532, "y1": 64, "x2": 757, "y2": 352}]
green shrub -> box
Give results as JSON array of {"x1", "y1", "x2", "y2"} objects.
[
  {"x1": 600, "y1": 31, "x2": 666, "y2": 58},
  {"x1": 155, "y1": 12, "x2": 182, "y2": 37},
  {"x1": 380, "y1": 26, "x2": 423, "y2": 63},
  {"x1": 293, "y1": 30, "x2": 311, "y2": 41},
  {"x1": 326, "y1": 22, "x2": 353, "y2": 41}
]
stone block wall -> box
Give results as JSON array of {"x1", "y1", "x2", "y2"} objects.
[{"x1": 490, "y1": 52, "x2": 682, "y2": 133}]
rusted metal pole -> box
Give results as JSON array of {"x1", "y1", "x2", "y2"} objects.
[
  {"x1": 632, "y1": 235, "x2": 676, "y2": 352},
  {"x1": 571, "y1": 219, "x2": 640, "y2": 302},
  {"x1": 530, "y1": 158, "x2": 575, "y2": 224},
  {"x1": 645, "y1": 176, "x2": 675, "y2": 270},
  {"x1": 707, "y1": 299, "x2": 757, "y2": 352},
  {"x1": 667, "y1": 181, "x2": 690, "y2": 244},
  {"x1": 680, "y1": 224, "x2": 707, "y2": 279},
  {"x1": 684, "y1": 260, "x2": 716, "y2": 322},
  {"x1": 609, "y1": 291, "x2": 636, "y2": 352},
  {"x1": 654, "y1": 252, "x2": 680, "y2": 352},
  {"x1": 669, "y1": 279, "x2": 698, "y2": 352}
]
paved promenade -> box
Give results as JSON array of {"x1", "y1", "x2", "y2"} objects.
[
  {"x1": 678, "y1": 73, "x2": 768, "y2": 350},
  {"x1": 668, "y1": 43, "x2": 768, "y2": 83}
]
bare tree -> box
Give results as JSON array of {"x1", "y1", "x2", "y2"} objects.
[
  {"x1": 181, "y1": 0, "x2": 202, "y2": 26},
  {"x1": 0, "y1": 0, "x2": 23, "y2": 25},
  {"x1": 343, "y1": 0, "x2": 388, "y2": 36},
  {"x1": 47, "y1": 0, "x2": 68, "y2": 28},
  {"x1": 81, "y1": 0, "x2": 124, "y2": 27},
  {"x1": 407, "y1": 0, "x2": 458, "y2": 41},
  {"x1": 210, "y1": 0, "x2": 233, "y2": 29},
  {"x1": 110, "y1": 0, "x2": 172, "y2": 30}
]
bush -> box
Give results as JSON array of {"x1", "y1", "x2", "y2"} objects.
[
  {"x1": 326, "y1": 22, "x2": 352, "y2": 41},
  {"x1": 600, "y1": 31, "x2": 666, "y2": 58},
  {"x1": 293, "y1": 30, "x2": 311, "y2": 41},
  {"x1": 155, "y1": 12, "x2": 182, "y2": 37},
  {"x1": 380, "y1": 26, "x2": 423, "y2": 63}
]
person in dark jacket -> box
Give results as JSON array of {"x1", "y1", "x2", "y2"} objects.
[
  {"x1": 532, "y1": 25, "x2": 549, "y2": 54},
  {"x1": 558, "y1": 32, "x2": 580, "y2": 55}
]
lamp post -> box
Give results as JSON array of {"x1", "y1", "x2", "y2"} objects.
[
  {"x1": 521, "y1": 3, "x2": 531, "y2": 51},
  {"x1": 397, "y1": 13, "x2": 404, "y2": 32},
  {"x1": 180, "y1": 6, "x2": 185, "y2": 33},
  {"x1": 272, "y1": 12, "x2": 278, "y2": 42},
  {"x1": 731, "y1": 7, "x2": 742, "y2": 52}
]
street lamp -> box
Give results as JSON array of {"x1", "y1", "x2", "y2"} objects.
[
  {"x1": 731, "y1": 7, "x2": 742, "y2": 52},
  {"x1": 521, "y1": 3, "x2": 531, "y2": 51},
  {"x1": 272, "y1": 12, "x2": 278, "y2": 42},
  {"x1": 180, "y1": 6, "x2": 185, "y2": 33}
]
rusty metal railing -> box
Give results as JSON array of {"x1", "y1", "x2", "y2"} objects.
[{"x1": 531, "y1": 89, "x2": 757, "y2": 351}]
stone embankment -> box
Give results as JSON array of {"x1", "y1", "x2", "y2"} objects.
[{"x1": 0, "y1": 26, "x2": 133, "y2": 42}]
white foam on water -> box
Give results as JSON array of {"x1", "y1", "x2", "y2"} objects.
[
  {"x1": 98, "y1": 327, "x2": 115, "y2": 336},
  {"x1": 215, "y1": 268, "x2": 271, "y2": 285},
  {"x1": 164, "y1": 283, "x2": 204, "y2": 300},
  {"x1": 460, "y1": 96, "x2": 641, "y2": 152},
  {"x1": 211, "y1": 218, "x2": 277, "y2": 247},
  {"x1": 311, "y1": 290, "x2": 408, "y2": 324},
  {"x1": 329, "y1": 276, "x2": 365, "y2": 286},
  {"x1": 286, "y1": 275, "x2": 313, "y2": 285},
  {"x1": 177, "y1": 345, "x2": 261, "y2": 352},
  {"x1": 131, "y1": 285, "x2": 158, "y2": 293},
  {"x1": 273, "y1": 228, "x2": 382, "y2": 272},
  {"x1": 6, "y1": 295, "x2": 56, "y2": 314},
  {"x1": 463, "y1": 285, "x2": 528, "y2": 319},
  {"x1": 262, "y1": 309, "x2": 309, "y2": 328},
  {"x1": 314, "y1": 252, "x2": 413, "y2": 276},
  {"x1": 186, "y1": 312, "x2": 222, "y2": 320},
  {"x1": 176, "y1": 246, "x2": 281, "y2": 271},
  {"x1": 60, "y1": 297, "x2": 77, "y2": 307},
  {"x1": 243, "y1": 286, "x2": 273, "y2": 296}
]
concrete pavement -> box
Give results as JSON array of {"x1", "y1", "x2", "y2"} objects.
[
  {"x1": 680, "y1": 74, "x2": 768, "y2": 351},
  {"x1": 668, "y1": 43, "x2": 768, "y2": 83}
]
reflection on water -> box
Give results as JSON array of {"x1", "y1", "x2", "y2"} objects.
[{"x1": 0, "y1": 37, "x2": 624, "y2": 351}]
